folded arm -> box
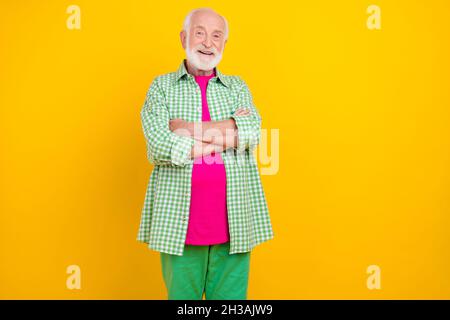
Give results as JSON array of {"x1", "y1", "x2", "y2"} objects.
[
  {"x1": 176, "y1": 119, "x2": 240, "y2": 159},
  {"x1": 170, "y1": 107, "x2": 252, "y2": 152},
  {"x1": 170, "y1": 77, "x2": 261, "y2": 154}
]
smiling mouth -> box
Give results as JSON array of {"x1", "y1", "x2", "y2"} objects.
[{"x1": 197, "y1": 50, "x2": 214, "y2": 56}]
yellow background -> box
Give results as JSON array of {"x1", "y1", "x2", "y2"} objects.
[{"x1": 1, "y1": 0, "x2": 450, "y2": 299}]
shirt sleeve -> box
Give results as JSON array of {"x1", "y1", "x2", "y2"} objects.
[
  {"x1": 230, "y1": 77, "x2": 262, "y2": 153},
  {"x1": 140, "y1": 77, "x2": 196, "y2": 167}
]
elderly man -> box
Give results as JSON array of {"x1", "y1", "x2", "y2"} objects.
[{"x1": 137, "y1": 7, "x2": 274, "y2": 300}]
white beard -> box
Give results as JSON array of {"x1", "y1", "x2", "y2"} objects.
[{"x1": 185, "y1": 33, "x2": 223, "y2": 71}]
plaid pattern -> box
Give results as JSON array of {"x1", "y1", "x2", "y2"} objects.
[{"x1": 137, "y1": 59, "x2": 274, "y2": 256}]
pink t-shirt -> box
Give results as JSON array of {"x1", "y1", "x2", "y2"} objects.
[{"x1": 184, "y1": 70, "x2": 230, "y2": 245}]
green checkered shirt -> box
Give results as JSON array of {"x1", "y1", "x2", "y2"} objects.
[{"x1": 137, "y1": 59, "x2": 274, "y2": 256}]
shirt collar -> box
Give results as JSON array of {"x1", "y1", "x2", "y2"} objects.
[{"x1": 173, "y1": 59, "x2": 230, "y2": 88}]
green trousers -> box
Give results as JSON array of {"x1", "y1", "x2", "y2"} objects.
[{"x1": 160, "y1": 241, "x2": 251, "y2": 300}]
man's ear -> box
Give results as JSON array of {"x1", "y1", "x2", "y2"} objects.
[{"x1": 180, "y1": 31, "x2": 186, "y2": 50}]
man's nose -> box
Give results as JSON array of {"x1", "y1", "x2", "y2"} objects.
[{"x1": 203, "y1": 36, "x2": 212, "y2": 48}]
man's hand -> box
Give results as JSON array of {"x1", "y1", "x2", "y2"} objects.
[
  {"x1": 169, "y1": 118, "x2": 193, "y2": 137},
  {"x1": 233, "y1": 107, "x2": 251, "y2": 116}
]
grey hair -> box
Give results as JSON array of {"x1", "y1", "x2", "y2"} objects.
[{"x1": 182, "y1": 7, "x2": 229, "y2": 40}]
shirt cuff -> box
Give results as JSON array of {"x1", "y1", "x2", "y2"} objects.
[
  {"x1": 230, "y1": 113, "x2": 252, "y2": 153},
  {"x1": 170, "y1": 134, "x2": 196, "y2": 166}
]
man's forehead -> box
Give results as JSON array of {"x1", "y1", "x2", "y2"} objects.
[{"x1": 191, "y1": 23, "x2": 225, "y2": 33}]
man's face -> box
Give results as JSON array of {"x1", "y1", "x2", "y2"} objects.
[{"x1": 182, "y1": 10, "x2": 227, "y2": 71}]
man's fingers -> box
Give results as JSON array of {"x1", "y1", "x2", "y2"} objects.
[{"x1": 234, "y1": 108, "x2": 251, "y2": 116}]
